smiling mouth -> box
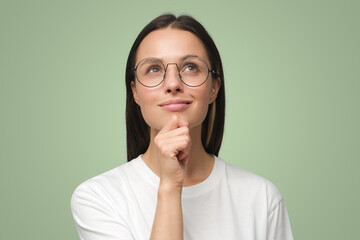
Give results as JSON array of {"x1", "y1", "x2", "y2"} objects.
[{"x1": 159, "y1": 100, "x2": 192, "y2": 112}]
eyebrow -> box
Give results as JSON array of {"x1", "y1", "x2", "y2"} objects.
[
  {"x1": 180, "y1": 55, "x2": 200, "y2": 61},
  {"x1": 135, "y1": 55, "x2": 204, "y2": 67},
  {"x1": 157, "y1": 54, "x2": 200, "y2": 63}
]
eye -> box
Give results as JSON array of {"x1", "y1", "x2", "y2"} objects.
[
  {"x1": 183, "y1": 64, "x2": 199, "y2": 72},
  {"x1": 146, "y1": 65, "x2": 163, "y2": 74},
  {"x1": 149, "y1": 67, "x2": 160, "y2": 73}
]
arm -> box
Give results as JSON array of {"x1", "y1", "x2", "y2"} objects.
[
  {"x1": 150, "y1": 184, "x2": 183, "y2": 239},
  {"x1": 149, "y1": 115, "x2": 190, "y2": 240}
]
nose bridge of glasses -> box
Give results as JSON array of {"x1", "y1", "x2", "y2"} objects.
[
  {"x1": 165, "y1": 62, "x2": 179, "y2": 71},
  {"x1": 164, "y1": 62, "x2": 181, "y2": 79}
]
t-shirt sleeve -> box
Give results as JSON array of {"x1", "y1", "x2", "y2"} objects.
[
  {"x1": 71, "y1": 183, "x2": 134, "y2": 240},
  {"x1": 267, "y1": 199, "x2": 294, "y2": 240}
]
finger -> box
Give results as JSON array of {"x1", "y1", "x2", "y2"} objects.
[
  {"x1": 175, "y1": 136, "x2": 191, "y2": 160},
  {"x1": 156, "y1": 126, "x2": 189, "y2": 140},
  {"x1": 161, "y1": 135, "x2": 190, "y2": 147},
  {"x1": 177, "y1": 147, "x2": 191, "y2": 165},
  {"x1": 157, "y1": 135, "x2": 190, "y2": 159},
  {"x1": 154, "y1": 127, "x2": 189, "y2": 154},
  {"x1": 177, "y1": 146, "x2": 190, "y2": 162},
  {"x1": 156, "y1": 135, "x2": 190, "y2": 155},
  {"x1": 176, "y1": 115, "x2": 189, "y2": 128},
  {"x1": 159, "y1": 115, "x2": 180, "y2": 133}
]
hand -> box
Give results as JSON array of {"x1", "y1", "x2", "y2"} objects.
[{"x1": 154, "y1": 115, "x2": 191, "y2": 190}]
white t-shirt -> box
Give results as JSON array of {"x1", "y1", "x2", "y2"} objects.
[{"x1": 71, "y1": 156, "x2": 293, "y2": 240}]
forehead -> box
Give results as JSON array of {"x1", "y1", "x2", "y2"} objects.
[{"x1": 136, "y1": 28, "x2": 209, "y2": 64}]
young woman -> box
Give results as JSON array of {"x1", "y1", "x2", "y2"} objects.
[{"x1": 71, "y1": 14, "x2": 293, "y2": 240}]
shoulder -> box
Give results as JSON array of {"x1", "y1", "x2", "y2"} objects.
[
  {"x1": 217, "y1": 157, "x2": 283, "y2": 212},
  {"x1": 71, "y1": 157, "x2": 142, "y2": 210},
  {"x1": 70, "y1": 158, "x2": 146, "y2": 238}
]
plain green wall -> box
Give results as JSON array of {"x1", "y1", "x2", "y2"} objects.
[{"x1": 1, "y1": 0, "x2": 359, "y2": 239}]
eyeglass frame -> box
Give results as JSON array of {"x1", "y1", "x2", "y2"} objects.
[{"x1": 132, "y1": 56, "x2": 217, "y2": 88}]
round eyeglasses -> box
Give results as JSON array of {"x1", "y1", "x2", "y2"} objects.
[{"x1": 133, "y1": 56, "x2": 216, "y2": 88}]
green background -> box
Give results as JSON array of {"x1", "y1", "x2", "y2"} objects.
[{"x1": 1, "y1": 0, "x2": 359, "y2": 239}]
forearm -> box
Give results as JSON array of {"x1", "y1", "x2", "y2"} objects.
[{"x1": 150, "y1": 183, "x2": 183, "y2": 240}]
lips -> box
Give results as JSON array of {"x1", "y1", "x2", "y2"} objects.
[{"x1": 159, "y1": 99, "x2": 192, "y2": 112}]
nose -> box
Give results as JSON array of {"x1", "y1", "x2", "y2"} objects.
[{"x1": 163, "y1": 63, "x2": 183, "y2": 93}]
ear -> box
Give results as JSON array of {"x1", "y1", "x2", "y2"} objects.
[
  {"x1": 209, "y1": 77, "x2": 221, "y2": 104},
  {"x1": 131, "y1": 81, "x2": 139, "y2": 105}
]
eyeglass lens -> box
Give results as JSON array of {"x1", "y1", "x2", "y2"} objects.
[{"x1": 135, "y1": 57, "x2": 210, "y2": 87}]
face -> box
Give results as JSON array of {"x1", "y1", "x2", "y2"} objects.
[{"x1": 131, "y1": 28, "x2": 220, "y2": 130}]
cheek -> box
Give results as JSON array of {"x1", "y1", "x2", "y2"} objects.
[
  {"x1": 196, "y1": 84, "x2": 212, "y2": 106},
  {"x1": 187, "y1": 87, "x2": 212, "y2": 128},
  {"x1": 135, "y1": 89, "x2": 164, "y2": 130}
]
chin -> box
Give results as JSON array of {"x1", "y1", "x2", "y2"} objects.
[{"x1": 142, "y1": 109, "x2": 207, "y2": 131}]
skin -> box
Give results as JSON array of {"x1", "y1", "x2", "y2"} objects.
[{"x1": 131, "y1": 28, "x2": 220, "y2": 240}]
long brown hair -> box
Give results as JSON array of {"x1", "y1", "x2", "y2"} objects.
[{"x1": 125, "y1": 14, "x2": 225, "y2": 162}]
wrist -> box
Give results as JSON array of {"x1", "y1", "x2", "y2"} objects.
[{"x1": 158, "y1": 182, "x2": 182, "y2": 198}]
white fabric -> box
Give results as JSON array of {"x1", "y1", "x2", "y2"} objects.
[{"x1": 71, "y1": 156, "x2": 293, "y2": 240}]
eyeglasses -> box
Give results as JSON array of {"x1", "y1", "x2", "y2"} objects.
[{"x1": 133, "y1": 56, "x2": 216, "y2": 88}]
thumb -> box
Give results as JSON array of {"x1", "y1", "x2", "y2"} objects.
[
  {"x1": 159, "y1": 115, "x2": 180, "y2": 133},
  {"x1": 176, "y1": 115, "x2": 189, "y2": 128}
]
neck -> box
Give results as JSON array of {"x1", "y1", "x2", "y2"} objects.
[{"x1": 142, "y1": 124, "x2": 215, "y2": 187}]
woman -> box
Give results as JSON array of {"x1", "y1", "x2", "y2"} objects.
[{"x1": 71, "y1": 14, "x2": 293, "y2": 240}]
